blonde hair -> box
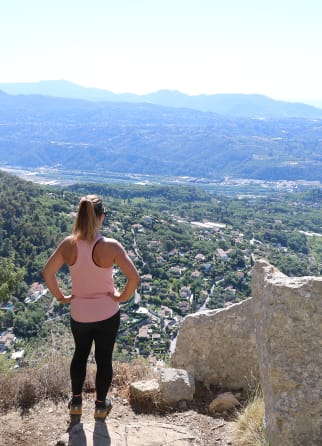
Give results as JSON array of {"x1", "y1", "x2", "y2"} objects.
[{"x1": 72, "y1": 195, "x2": 105, "y2": 241}]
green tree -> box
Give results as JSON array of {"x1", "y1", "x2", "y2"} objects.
[{"x1": 0, "y1": 257, "x2": 25, "y2": 304}]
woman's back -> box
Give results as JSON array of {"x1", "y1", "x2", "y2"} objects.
[
  {"x1": 61, "y1": 235, "x2": 118, "y2": 268},
  {"x1": 68, "y1": 236, "x2": 119, "y2": 323}
]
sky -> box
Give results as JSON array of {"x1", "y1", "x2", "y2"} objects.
[{"x1": 1, "y1": 0, "x2": 322, "y2": 103}]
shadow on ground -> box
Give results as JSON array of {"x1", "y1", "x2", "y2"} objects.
[{"x1": 68, "y1": 421, "x2": 111, "y2": 446}]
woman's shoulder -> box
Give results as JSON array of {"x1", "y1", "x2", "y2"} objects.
[
  {"x1": 61, "y1": 235, "x2": 75, "y2": 246},
  {"x1": 97, "y1": 237, "x2": 127, "y2": 255},
  {"x1": 93, "y1": 237, "x2": 123, "y2": 266},
  {"x1": 59, "y1": 236, "x2": 76, "y2": 253},
  {"x1": 99, "y1": 237, "x2": 122, "y2": 248}
]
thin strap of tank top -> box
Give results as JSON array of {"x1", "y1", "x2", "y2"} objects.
[{"x1": 92, "y1": 234, "x2": 104, "y2": 266}]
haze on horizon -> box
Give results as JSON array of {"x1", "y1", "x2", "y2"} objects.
[{"x1": 1, "y1": 0, "x2": 322, "y2": 106}]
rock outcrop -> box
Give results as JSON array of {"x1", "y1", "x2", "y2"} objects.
[
  {"x1": 171, "y1": 296, "x2": 259, "y2": 389},
  {"x1": 253, "y1": 260, "x2": 322, "y2": 446},
  {"x1": 172, "y1": 259, "x2": 322, "y2": 445}
]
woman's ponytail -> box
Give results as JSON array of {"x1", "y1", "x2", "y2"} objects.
[{"x1": 72, "y1": 195, "x2": 104, "y2": 241}]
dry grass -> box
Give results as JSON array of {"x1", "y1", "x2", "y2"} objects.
[
  {"x1": 235, "y1": 388, "x2": 269, "y2": 446},
  {"x1": 112, "y1": 357, "x2": 157, "y2": 398},
  {"x1": 0, "y1": 354, "x2": 71, "y2": 413},
  {"x1": 0, "y1": 347, "x2": 155, "y2": 414}
]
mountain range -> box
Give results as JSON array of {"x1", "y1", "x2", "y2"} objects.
[
  {"x1": 1, "y1": 80, "x2": 322, "y2": 119},
  {"x1": 1, "y1": 82, "x2": 322, "y2": 181}
]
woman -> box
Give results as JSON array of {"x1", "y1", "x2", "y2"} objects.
[{"x1": 43, "y1": 194, "x2": 140, "y2": 420}]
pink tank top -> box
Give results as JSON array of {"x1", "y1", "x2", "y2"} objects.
[{"x1": 69, "y1": 235, "x2": 119, "y2": 323}]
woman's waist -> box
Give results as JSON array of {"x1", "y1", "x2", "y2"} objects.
[
  {"x1": 72, "y1": 291, "x2": 115, "y2": 300},
  {"x1": 70, "y1": 295, "x2": 119, "y2": 322}
]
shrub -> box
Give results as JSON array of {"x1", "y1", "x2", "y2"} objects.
[
  {"x1": 35, "y1": 355, "x2": 70, "y2": 403},
  {"x1": 17, "y1": 380, "x2": 38, "y2": 413}
]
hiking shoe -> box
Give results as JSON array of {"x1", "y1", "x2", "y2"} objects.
[
  {"x1": 68, "y1": 397, "x2": 82, "y2": 416},
  {"x1": 94, "y1": 398, "x2": 112, "y2": 420}
]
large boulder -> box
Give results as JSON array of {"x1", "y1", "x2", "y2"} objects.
[
  {"x1": 130, "y1": 368, "x2": 195, "y2": 406},
  {"x1": 171, "y1": 297, "x2": 259, "y2": 389},
  {"x1": 159, "y1": 368, "x2": 195, "y2": 404},
  {"x1": 253, "y1": 260, "x2": 322, "y2": 446},
  {"x1": 129, "y1": 379, "x2": 160, "y2": 402}
]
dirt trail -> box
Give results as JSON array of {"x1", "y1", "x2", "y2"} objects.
[{"x1": 0, "y1": 397, "x2": 237, "y2": 446}]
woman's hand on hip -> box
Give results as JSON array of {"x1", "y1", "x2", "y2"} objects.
[
  {"x1": 107, "y1": 289, "x2": 122, "y2": 302},
  {"x1": 59, "y1": 294, "x2": 74, "y2": 304}
]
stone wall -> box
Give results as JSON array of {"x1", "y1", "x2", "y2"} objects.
[
  {"x1": 171, "y1": 296, "x2": 259, "y2": 389},
  {"x1": 253, "y1": 260, "x2": 322, "y2": 446}
]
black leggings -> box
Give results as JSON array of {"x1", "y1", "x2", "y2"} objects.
[{"x1": 70, "y1": 310, "x2": 120, "y2": 401}]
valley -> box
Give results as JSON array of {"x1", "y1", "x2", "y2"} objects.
[
  {"x1": 1, "y1": 170, "x2": 322, "y2": 364},
  {"x1": 1, "y1": 164, "x2": 321, "y2": 196}
]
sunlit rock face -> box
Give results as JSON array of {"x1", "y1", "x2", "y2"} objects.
[
  {"x1": 253, "y1": 260, "x2": 322, "y2": 446},
  {"x1": 171, "y1": 296, "x2": 259, "y2": 390}
]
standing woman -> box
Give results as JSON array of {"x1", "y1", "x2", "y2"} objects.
[{"x1": 43, "y1": 195, "x2": 140, "y2": 420}]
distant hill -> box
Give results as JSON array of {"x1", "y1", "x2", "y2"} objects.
[
  {"x1": 0, "y1": 80, "x2": 128, "y2": 103},
  {"x1": 1, "y1": 80, "x2": 322, "y2": 119},
  {"x1": 1, "y1": 91, "x2": 322, "y2": 181}
]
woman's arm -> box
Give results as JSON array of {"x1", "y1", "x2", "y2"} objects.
[
  {"x1": 111, "y1": 241, "x2": 140, "y2": 303},
  {"x1": 42, "y1": 240, "x2": 73, "y2": 304}
]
